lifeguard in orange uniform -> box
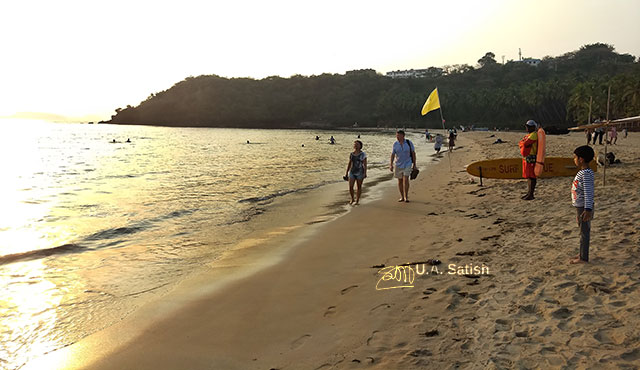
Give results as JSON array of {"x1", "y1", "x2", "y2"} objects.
[{"x1": 518, "y1": 120, "x2": 538, "y2": 200}]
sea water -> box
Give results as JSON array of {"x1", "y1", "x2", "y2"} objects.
[{"x1": 0, "y1": 120, "x2": 425, "y2": 369}]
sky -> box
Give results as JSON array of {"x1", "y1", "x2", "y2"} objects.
[{"x1": 1, "y1": 0, "x2": 639, "y2": 121}]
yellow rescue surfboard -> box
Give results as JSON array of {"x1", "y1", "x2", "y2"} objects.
[{"x1": 466, "y1": 157, "x2": 597, "y2": 179}]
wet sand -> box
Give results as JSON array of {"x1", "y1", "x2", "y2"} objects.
[{"x1": 29, "y1": 131, "x2": 640, "y2": 369}]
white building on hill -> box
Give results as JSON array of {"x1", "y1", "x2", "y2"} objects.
[{"x1": 385, "y1": 69, "x2": 429, "y2": 78}]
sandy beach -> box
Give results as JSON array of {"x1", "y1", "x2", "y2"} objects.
[{"x1": 29, "y1": 130, "x2": 640, "y2": 370}]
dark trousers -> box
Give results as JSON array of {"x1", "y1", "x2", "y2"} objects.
[{"x1": 576, "y1": 207, "x2": 591, "y2": 261}]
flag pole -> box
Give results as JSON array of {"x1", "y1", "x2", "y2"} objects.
[
  {"x1": 436, "y1": 88, "x2": 452, "y2": 171},
  {"x1": 421, "y1": 87, "x2": 450, "y2": 170},
  {"x1": 603, "y1": 85, "x2": 611, "y2": 187}
]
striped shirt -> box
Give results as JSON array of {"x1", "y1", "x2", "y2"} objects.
[{"x1": 571, "y1": 169, "x2": 595, "y2": 210}]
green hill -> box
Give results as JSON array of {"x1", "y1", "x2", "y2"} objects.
[{"x1": 107, "y1": 43, "x2": 639, "y2": 129}]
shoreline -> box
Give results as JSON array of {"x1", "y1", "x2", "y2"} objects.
[
  {"x1": 26, "y1": 132, "x2": 463, "y2": 370},
  {"x1": 28, "y1": 131, "x2": 640, "y2": 369}
]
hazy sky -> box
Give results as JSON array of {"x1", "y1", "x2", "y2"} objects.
[{"x1": 2, "y1": 0, "x2": 639, "y2": 121}]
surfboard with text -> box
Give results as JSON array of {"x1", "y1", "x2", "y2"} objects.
[{"x1": 466, "y1": 157, "x2": 597, "y2": 179}]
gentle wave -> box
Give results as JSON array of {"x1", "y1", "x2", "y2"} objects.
[
  {"x1": 0, "y1": 209, "x2": 198, "y2": 264},
  {"x1": 0, "y1": 243, "x2": 85, "y2": 265},
  {"x1": 238, "y1": 181, "x2": 338, "y2": 204}
]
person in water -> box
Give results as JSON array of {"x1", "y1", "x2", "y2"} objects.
[
  {"x1": 315, "y1": 136, "x2": 320, "y2": 140},
  {"x1": 345, "y1": 140, "x2": 367, "y2": 205},
  {"x1": 329, "y1": 136, "x2": 336, "y2": 144},
  {"x1": 126, "y1": 138, "x2": 131, "y2": 143},
  {"x1": 519, "y1": 120, "x2": 538, "y2": 200}
]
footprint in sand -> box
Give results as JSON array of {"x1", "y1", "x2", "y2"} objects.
[
  {"x1": 518, "y1": 304, "x2": 537, "y2": 314},
  {"x1": 323, "y1": 306, "x2": 337, "y2": 317},
  {"x1": 620, "y1": 348, "x2": 640, "y2": 362},
  {"x1": 551, "y1": 307, "x2": 572, "y2": 320},
  {"x1": 407, "y1": 349, "x2": 432, "y2": 357},
  {"x1": 608, "y1": 300, "x2": 626, "y2": 307},
  {"x1": 290, "y1": 334, "x2": 311, "y2": 350},
  {"x1": 366, "y1": 330, "x2": 380, "y2": 346},
  {"x1": 523, "y1": 277, "x2": 543, "y2": 296},
  {"x1": 594, "y1": 329, "x2": 615, "y2": 345},
  {"x1": 554, "y1": 281, "x2": 576, "y2": 289},
  {"x1": 495, "y1": 319, "x2": 512, "y2": 332},
  {"x1": 341, "y1": 285, "x2": 358, "y2": 295},
  {"x1": 370, "y1": 303, "x2": 391, "y2": 313},
  {"x1": 572, "y1": 288, "x2": 588, "y2": 303}
]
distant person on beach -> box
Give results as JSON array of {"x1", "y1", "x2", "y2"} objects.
[
  {"x1": 434, "y1": 134, "x2": 443, "y2": 154},
  {"x1": 623, "y1": 128, "x2": 628, "y2": 138},
  {"x1": 519, "y1": 120, "x2": 538, "y2": 200},
  {"x1": 448, "y1": 130, "x2": 456, "y2": 151},
  {"x1": 345, "y1": 140, "x2": 367, "y2": 205},
  {"x1": 585, "y1": 129, "x2": 592, "y2": 145},
  {"x1": 390, "y1": 130, "x2": 416, "y2": 203},
  {"x1": 595, "y1": 125, "x2": 604, "y2": 145},
  {"x1": 570, "y1": 145, "x2": 595, "y2": 264},
  {"x1": 608, "y1": 126, "x2": 617, "y2": 145}
]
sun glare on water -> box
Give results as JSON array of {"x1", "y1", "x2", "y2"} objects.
[
  {"x1": 0, "y1": 120, "x2": 74, "y2": 258},
  {"x1": 0, "y1": 260, "x2": 63, "y2": 368},
  {"x1": 0, "y1": 120, "x2": 74, "y2": 368}
]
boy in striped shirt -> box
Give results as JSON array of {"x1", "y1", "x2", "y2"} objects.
[{"x1": 571, "y1": 145, "x2": 595, "y2": 264}]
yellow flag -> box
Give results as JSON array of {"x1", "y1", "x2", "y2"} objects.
[{"x1": 421, "y1": 88, "x2": 440, "y2": 115}]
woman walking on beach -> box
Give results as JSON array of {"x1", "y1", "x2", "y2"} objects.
[
  {"x1": 448, "y1": 130, "x2": 456, "y2": 151},
  {"x1": 345, "y1": 140, "x2": 367, "y2": 205}
]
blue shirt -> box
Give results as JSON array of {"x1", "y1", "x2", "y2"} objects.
[{"x1": 392, "y1": 140, "x2": 414, "y2": 168}]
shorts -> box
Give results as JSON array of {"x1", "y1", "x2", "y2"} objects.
[
  {"x1": 522, "y1": 161, "x2": 536, "y2": 179},
  {"x1": 349, "y1": 171, "x2": 365, "y2": 180},
  {"x1": 394, "y1": 166, "x2": 412, "y2": 178}
]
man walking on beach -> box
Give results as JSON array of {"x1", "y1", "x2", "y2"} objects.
[{"x1": 390, "y1": 130, "x2": 416, "y2": 203}]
